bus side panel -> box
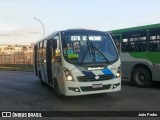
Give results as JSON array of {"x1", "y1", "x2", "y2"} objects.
[
  {"x1": 157, "y1": 66, "x2": 160, "y2": 81},
  {"x1": 51, "y1": 62, "x2": 65, "y2": 93},
  {"x1": 151, "y1": 65, "x2": 160, "y2": 81},
  {"x1": 121, "y1": 61, "x2": 131, "y2": 79},
  {"x1": 120, "y1": 52, "x2": 159, "y2": 81}
]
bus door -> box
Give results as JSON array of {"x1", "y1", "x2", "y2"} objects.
[
  {"x1": 46, "y1": 39, "x2": 53, "y2": 84},
  {"x1": 34, "y1": 45, "x2": 38, "y2": 76},
  {"x1": 40, "y1": 41, "x2": 48, "y2": 82}
]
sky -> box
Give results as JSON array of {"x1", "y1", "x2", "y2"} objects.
[{"x1": 0, "y1": 0, "x2": 160, "y2": 45}]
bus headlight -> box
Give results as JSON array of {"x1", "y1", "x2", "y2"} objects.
[
  {"x1": 116, "y1": 66, "x2": 121, "y2": 78},
  {"x1": 63, "y1": 67, "x2": 73, "y2": 81},
  {"x1": 67, "y1": 75, "x2": 73, "y2": 81},
  {"x1": 116, "y1": 72, "x2": 120, "y2": 77}
]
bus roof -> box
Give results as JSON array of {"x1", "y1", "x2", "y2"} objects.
[
  {"x1": 111, "y1": 23, "x2": 160, "y2": 35},
  {"x1": 61, "y1": 29, "x2": 106, "y2": 33},
  {"x1": 34, "y1": 29, "x2": 108, "y2": 45}
]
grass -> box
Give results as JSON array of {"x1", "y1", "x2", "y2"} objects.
[{"x1": 0, "y1": 64, "x2": 34, "y2": 72}]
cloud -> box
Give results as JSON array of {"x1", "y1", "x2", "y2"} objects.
[{"x1": 0, "y1": 25, "x2": 41, "y2": 36}]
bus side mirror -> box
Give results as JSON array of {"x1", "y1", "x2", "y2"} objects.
[{"x1": 53, "y1": 39, "x2": 57, "y2": 49}]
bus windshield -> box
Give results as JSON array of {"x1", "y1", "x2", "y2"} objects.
[{"x1": 61, "y1": 30, "x2": 118, "y2": 65}]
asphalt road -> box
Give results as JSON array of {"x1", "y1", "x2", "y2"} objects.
[{"x1": 0, "y1": 70, "x2": 160, "y2": 120}]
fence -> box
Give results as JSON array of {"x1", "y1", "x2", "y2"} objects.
[{"x1": 0, "y1": 52, "x2": 33, "y2": 65}]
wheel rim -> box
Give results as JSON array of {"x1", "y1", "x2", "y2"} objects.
[{"x1": 136, "y1": 72, "x2": 146, "y2": 83}]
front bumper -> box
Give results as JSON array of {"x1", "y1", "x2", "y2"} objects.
[{"x1": 63, "y1": 78, "x2": 121, "y2": 96}]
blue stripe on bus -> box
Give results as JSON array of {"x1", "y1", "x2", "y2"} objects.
[
  {"x1": 82, "y1": 71, "x2": 95, "y2": 76},
  {"x1": 102, "y1": 69, "x2": 113, "y2": 75}
]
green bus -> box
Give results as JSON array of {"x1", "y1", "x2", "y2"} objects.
[{"x1": 111, "y1": 23, "x2": 160, "y2": 87}]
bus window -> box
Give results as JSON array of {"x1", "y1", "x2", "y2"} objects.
[
  {"x1": 122, "y1": 31, "x2": 147, "y2": 52},
  {"x1": 149, "y1": 29, "x2": 160, "y2": 51},
  {"x1": 52, "y1": 36, "x2": 61, "y2": 62}
]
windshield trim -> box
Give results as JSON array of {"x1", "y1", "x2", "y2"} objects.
[{"x1": 60, "y1": 30, "x2": 119, "y2": 65}]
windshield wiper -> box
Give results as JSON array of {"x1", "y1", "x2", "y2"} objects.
[
  {"x1": 89, "y1": 38, "x2": 96, "y2": 62},
  {"x1": 89, "y1": 39, "x2": 109, "y2": 63},
  {"x1": 79, "y1": 36, "x2": 109, "y2": 65},
  {"x1": 79, "y1": 36, "x2": 94, "y2": 65},
  {"x1": 93, "y1": 46, "x2": 109, "y2": 63}
]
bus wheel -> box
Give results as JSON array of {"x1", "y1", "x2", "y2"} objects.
[
  {"x1": 54, "y1": 80, "x2": 64, "y2": 98},
  {"x1": 131, "y1": 67, "x2": 152, "y2": 87}
]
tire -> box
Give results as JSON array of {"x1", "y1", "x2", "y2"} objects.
[
  {"x1": 131, "y1": 67, "x2": 152, "y2": 87},
  {"x1": 54, "y1": 80, "x2": 64, "y2": 98}
]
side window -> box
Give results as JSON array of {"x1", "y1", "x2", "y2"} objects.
[
  {"x1": 37, "y1": 44, "x2": 39, "y2": 58},
  {"x1": 43, "y1": 40, "x2": 47, "y2": 60},
  {"x1": 52, "y1": 34, "x2": 61, "y2": 62},
  {"x1": 41, "y1": 41, "x2": 44, "y2": 59},
  {"x1": 52, "y1": 40, "x2": 56, "y2": 60},
  {"x1": 121, "y1": 31, "x2": 147, "y2": 52},
  {"x1": 149, "y1": 29, "x2": 160, "y2": 51},
  {"x1": 40, "y1": 41, "x2": 44, "y2": 63},
  {"x1": 38, "y1": 42, "x2": 42, "y2": 58},
  {"x1": 55, "y1": 39, "x2": 60, "y2": 58},
  {"x1": 121, "y1": 38, "x2": 128, "y2": 52}
]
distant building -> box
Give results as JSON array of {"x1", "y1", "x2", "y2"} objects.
[
  {"x1": 0, "y1": 44, "x2": 33, "y2": 54},
  {"x1": 0, "y1": 45, "x2": 12, "y2": 54}
]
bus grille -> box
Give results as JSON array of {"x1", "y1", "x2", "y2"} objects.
[
  {"x1": 80, "y1": 84, "x2": 111, "y2": 92},
  {"x1": 77, "y1": 75, "x2": 114, "y2": 82}
]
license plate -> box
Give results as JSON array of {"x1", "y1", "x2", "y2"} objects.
[{"x1": 92, "y1": 84, "x2": 103, "y2": 88}]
